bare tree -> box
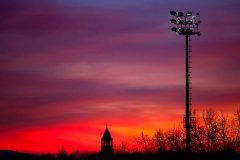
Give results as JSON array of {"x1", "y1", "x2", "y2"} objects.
[
  {"x1": 233, "y1": 108, "x2": 240, "y2": 152},
  {"x1": 136, "y1": 108, "x2": 240, "y2": 154},
  {"x1": 202, "y1": 109, "x2": 221, "y2": 152},
  {"x1": 165, "y1": 129, "x2": 184, "y2": 152},
  {"x1": 57, "y1": 146, "x2": 68, "y2": 160},
  {"x1": 191, "y1": 112, "x2": 206, "y2": 153},
  {"x1": 115, "y1": 141, "x2": 129, "y2": 154},
  {"x1": 136, "y1": 132, "x2": 153, "y2": 153},
  {"x1": 218, "y1": 113, "x2": 233, "y2": 152},
  {"x1": 230, "y1": 108, "x2": 240, "y2": 152},
  {"x1": 152, "y1": 129, "x2": 166, "y2": 152},
  {"x1": 191, "y1": 108, "x2": 240, "y2": 153}
]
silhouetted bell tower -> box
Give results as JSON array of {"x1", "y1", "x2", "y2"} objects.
[{"x1": 101, "y1": 126, "x2": 113, "y2": 155}]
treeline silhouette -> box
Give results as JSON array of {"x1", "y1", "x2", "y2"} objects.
[
  {"x1": 134, "y1": 108, "x2": 240, "y2": 153},
  {"x1": 1, "y1": 108, "x2": 240, "y2": 160}
]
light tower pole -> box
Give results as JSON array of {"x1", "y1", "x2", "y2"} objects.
[{"x1": 170, "y1": 11, "x2": 200, "y2": 156}]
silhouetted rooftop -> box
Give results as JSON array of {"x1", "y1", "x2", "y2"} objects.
[{"x1": 101, "y1": 127, "x2": 112, "y2": 140}]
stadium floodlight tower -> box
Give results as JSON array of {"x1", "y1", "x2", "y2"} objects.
[{"x1": 170, "y1": 11, "x2": 200, "y2": 156}]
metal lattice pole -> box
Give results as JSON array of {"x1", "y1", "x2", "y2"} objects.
[{"x1": 169, "y1": 11, "x2": 200, "y2": 156}]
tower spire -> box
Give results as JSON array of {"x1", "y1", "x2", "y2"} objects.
[{"x1": 100, "y1": 125, "x2": 113, "y2": 156}]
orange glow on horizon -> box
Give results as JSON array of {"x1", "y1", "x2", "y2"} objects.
[{"x1": 0, "y1": 117, "x2": 179, "y2": 154}]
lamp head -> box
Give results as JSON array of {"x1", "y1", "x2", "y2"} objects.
[
  {"x1": 171, "y1": 27, "x2": 177, "y2": 32},
  {"x1": 170, "y1": 19, "x2": 177, "y2": 24},
  {"x1": 177, "y1": 12, "x2": 184, "y2": 17},
  {"x1": 186, "y1": 12, "x2": 192, "y2": 16},
  {"x1": 170, "y1": 11, "x2": 177, "y2": 16},
  {"x1": 186, "y1": 29, "x2": 193, "y2": 35},
  {"x1": 178, "y1": 28, "x2": 185, "y2": 35}
]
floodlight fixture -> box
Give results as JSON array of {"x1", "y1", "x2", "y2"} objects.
[
  {"x1": 178, "y1": 28, "x2": 185, "y2": 35},
  {"x1": 170, "y1": 11, "x2": 200, "y2": 36},
  {"x1": 186, "y1": 28, "x2": 193, "y2": 34},
  {"x1": 171, "y1": 27, "x2": 177, "y2": 32},
  {"x1": 179, "y1": 20, "x2": 185, "y2": 25},
  {"x1": 170, "y1": 11, "x2": 177, "y2": 16},
  {"x1": 177, "y1": 12, "x2": 184, "y2": 17},
  {"x1": 186, "y1": 12, "x2": 192, "y2": 16},
  {"x1": 186, "y1": 20, "x2": 193, "y2": 25},
  {"x1": 170, "y1": 19, "x2": 177, "y2": 24},
  {"x1": 170, "y1": 11, "x2": 184, "y2": 17}
]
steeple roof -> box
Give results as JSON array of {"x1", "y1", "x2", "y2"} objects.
[{"x1": 101, "y1": 126, "x2": 112, "y2": 140}]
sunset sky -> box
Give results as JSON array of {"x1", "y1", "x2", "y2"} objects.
[{"x1": 1, "y1": 0, "x2": 240, "y2": 154}]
